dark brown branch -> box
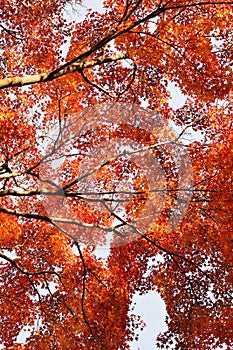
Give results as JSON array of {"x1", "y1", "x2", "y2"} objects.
[
  {"x1": 80, "y1": 70, "x2": 114, "y2": 97},
  {"x1": 0, "y1": 24, "x2": 23, "y2": 41},
  {"x1": 74, "y1": 240, "x2": 95, "y2": 339}
]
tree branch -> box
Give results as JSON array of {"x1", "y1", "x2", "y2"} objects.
[{"x1": 0, "y1": 54, "x2": 127, "y2": 90}]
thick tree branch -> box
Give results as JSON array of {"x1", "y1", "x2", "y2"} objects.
[
  {"x1": 0, "y1": 54, "x2": 127, "y2": 90},
  {"x1": 1, "y1": 1, "x2": 231, "y2": 91}
]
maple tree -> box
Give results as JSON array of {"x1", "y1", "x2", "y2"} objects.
[{"x1": 0, "y1": 0, "x2": 233, "y2": 349}]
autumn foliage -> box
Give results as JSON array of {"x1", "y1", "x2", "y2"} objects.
[{"x1": 0, "y1": 0, "x2": 233, "y2": 349}]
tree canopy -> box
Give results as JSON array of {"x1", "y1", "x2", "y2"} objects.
[{"x1": 0, "y1": 0, "x2": 233, "y2": 349}]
